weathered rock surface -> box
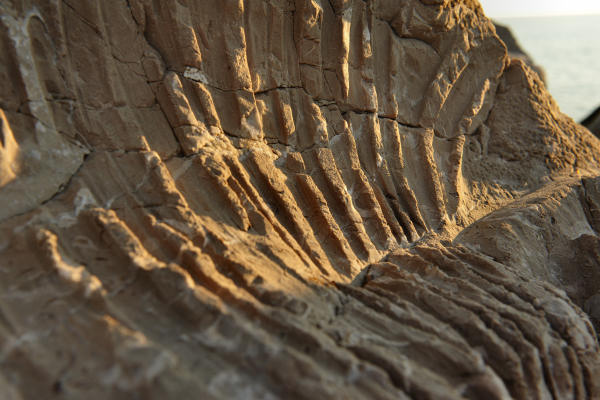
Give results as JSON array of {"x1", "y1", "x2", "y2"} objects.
[{"x1": 1, "y1": 0, "x2": 600, "y2": 399}]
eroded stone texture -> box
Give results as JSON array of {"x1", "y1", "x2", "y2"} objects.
[{"x1": 1, "y1": 0, "x2": 600, "y2": 399}]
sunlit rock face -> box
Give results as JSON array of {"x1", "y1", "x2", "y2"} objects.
[{"x1": 1, "y1": 1, "x2": 600, "y2": 398}]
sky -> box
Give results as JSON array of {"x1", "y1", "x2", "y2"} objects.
[{"x1": 478, "y1": 0, "x2": 600, "y2": 18}]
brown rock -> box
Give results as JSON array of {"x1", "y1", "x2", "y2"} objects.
[{"x1": 0, "y1": 0, "x2": 599, "y2": 399}]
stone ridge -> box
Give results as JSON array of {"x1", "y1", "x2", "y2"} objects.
[{"x1": 0, "y1": 0, "x2": 599, "y2": 399}]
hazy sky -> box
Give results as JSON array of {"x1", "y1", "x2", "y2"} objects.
[{"x1": 479, "y1": 0, "x2": 600, "y2": 18}]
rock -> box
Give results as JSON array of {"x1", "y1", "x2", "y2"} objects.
[
  {"x1": 582, "y1": 105, "x2": 600, "y2": 137},
  {"x1": 493, "y1": 22, "x2": 547, "y2": 84},
  {"x1": 0, "y1": 0, "x2": 600, "y2": 399}
]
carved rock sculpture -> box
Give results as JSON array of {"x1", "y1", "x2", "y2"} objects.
[{"x1": 1, "y1": 0, "x2": 600, "y2": 399}]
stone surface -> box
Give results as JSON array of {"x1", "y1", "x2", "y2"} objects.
[
  {"x1": 493, "y1": 21, "x2": 547, "y2": 84},
  {"x1": 582, "y1": 105, "x2": 600, "y2": 137},
  {"x1": 1, "y1": 0, "x2": 600, "y2": 399}
]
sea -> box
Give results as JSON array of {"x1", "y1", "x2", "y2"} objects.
[{"x1": 496, "y1": 14, "x2": 600, "y2": 122}]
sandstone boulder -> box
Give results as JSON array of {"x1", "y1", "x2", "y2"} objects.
[{"x1": 0, "y1": 1, "x2": 599, "y2": 399}]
